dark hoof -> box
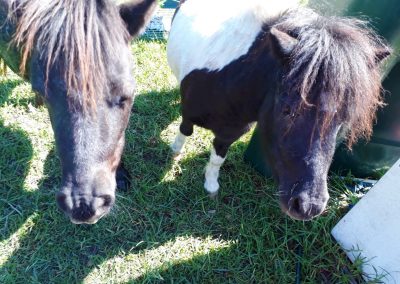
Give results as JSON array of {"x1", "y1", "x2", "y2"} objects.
[{"x1": 116, "y1": 164, "x2": 131, "y2": 192}]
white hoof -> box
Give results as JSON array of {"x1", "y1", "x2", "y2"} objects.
[
  {"x1": 172, "y1": 151, "x2": 183, "y2": 161},
  {"x1": 204, "y1": 147, "x2": 226, "y2": 198},
  {"x1": 171, "y1": 144, "x2": 183, "y2": 157},
  {"x1": 171, "y1": 132, "x2": 187, "y2": 156},
  {"x1": 204, "y1": 179, "x2": 219, "y2": 196}
]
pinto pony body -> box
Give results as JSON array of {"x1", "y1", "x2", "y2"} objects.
[
  {"x1": 0, "y1": 0, "x2": 158, "y2": 224},
  {"x1": 167, "y1": 0, "x2": 391, "y2": 220}
]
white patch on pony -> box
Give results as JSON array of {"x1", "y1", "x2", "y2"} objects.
[
  {"x1": 167, "y1": 0, "x2": 300, "y2": 82},
  {"x1": 171, "y1": 131, "x2": 187, "y2": 155},
  {"x1": 204, "y1": 147, "x2": 226, "y2": 196}
]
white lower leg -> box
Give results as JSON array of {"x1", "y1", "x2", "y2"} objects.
[
  {"x1": 171, "y1": 131, "x2": 187, "y2": 155},
  {"x1": 204, "y1": 147, "x2": 226, "y2": 196}
]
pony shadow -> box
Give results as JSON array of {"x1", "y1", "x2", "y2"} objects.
[
  {"x1": 0, "y1": 76, "x2": 35, "y2": 242},
  {"x1": 131, "y1": 245, "x2": 241, "y2": 283},
  {"x1": 122, "y1": 139, "x2": 309, "y2": 283},
  {"x1": 0, "y1": 118, "x2": 33, "y2": 242}
]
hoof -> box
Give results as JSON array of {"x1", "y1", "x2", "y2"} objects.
[
  {"x1": 204, "y1": 180, "x2": 219, "y2": 199},
  {"x1": 116, "y1": 164, "x2": 131, "y2": 192},
  {"x1": 172, "y1": 151, "x2": 183, "y2": 160},
  {"x1": 208, "y1": 191, "x2": 218, "y2": 200},
  {"x1": 170, "y1": 142, "x2": 182, "y2": 154}
]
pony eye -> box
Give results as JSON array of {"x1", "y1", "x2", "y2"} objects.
[
  {"x1": 100, "y1": 195, "x2": 113, "y2": 207},
  {"x1": 107, "y1": 96, "x2": 131, "y2": 109},
  {"x1": 118, "y1": 96, "x2": 129, "y2": 106}
]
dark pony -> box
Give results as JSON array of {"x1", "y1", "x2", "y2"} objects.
[
  {"x1": 167, "y1": 0, "x2": 391, "y2": 220},
  {"x1": 0, "y1": 0, "x2": 158, "y2": 224}
]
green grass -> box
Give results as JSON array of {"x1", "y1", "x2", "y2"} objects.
[{"x1": 0, "y1": 40, "x2": 379, "y2": 283}]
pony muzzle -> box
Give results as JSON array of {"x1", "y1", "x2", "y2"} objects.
[
  {"x1": 56, "y1": 190, "x2": 115, "y2": 224},
  {"x1": 279, "y1": 185, "x2": 329, "y2": 221}
]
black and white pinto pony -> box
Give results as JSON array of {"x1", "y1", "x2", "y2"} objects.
[{"x1": 167, "y1": 0, "x2": 391, "y2": 220}]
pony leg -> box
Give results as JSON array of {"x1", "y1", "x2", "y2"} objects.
[
  {"x1": 171, "y1": 119, "x2": 193, "y2": 156},
  {"x1": 204, "y1": 137, "x2": 232, "y2": 198}
]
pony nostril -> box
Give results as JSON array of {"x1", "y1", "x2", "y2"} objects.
[
  {"x1": 101, "y1": 194, "x2": 113, "y2": 207},
  {"x1": 289, "y1": 195, "x2": 312, "y2": 219},
  {"x1": 72, "y1": 201, "x2": 95, "y2": 221},
  {"x1": 291, "y1": 197, "x2": 301, "y2": 214},
  {"x1": 56, "y1": 192, "x2": 69, "y2": 212},
  {"x1": 288, "y1": 194, "x2": 326, "y2": 220}
]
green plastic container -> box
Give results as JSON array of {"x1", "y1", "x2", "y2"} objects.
[
  {"x1": 244, "y1": 0, "x2": 400, "y2": 178},
  {"x1": 162, "y1": 0, "x2": 178, "y2": 9}
]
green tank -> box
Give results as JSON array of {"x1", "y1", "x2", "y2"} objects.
[{"x1": 244, "y1": 0, "x2": 400, "y2": 178}]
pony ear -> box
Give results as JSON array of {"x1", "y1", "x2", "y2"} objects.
[
  {"x1": 119, "y1": 0, "x2": 158, "y2": 39},
  {"x1": 269, "y1": 27, "x2": 298, "y2": 64}
]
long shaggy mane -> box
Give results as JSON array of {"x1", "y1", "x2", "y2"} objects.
[
  {"x1": 9, "y1": 0, "x2": 128, "y2": 110},
  {"x1": 275, "y1": 8, "x2": 391, "y2": 147}
]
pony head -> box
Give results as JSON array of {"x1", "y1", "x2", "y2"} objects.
[
  {"x1": 260, "y1": 9, "x2": 391, "y2": 220},
  {"x1": 6, "y1": 0, "x2": 157, "y2": 224}
]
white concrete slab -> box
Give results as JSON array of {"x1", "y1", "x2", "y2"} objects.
[{"x1": 332, "y1": 159, "x2": 400, "y2": 283}]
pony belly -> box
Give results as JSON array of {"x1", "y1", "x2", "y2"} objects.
[{"x1": 167, "y1": 0, "x2": 300, "y2": 82}]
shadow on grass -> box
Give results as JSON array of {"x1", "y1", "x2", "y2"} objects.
[
  {"x1": 132, "y1": 246, "x2": 237, "y2": 283},
  {"x1": 0, "y1": 118, "x2": 33, "y2": 241},
  {"x1": 0, "y1": 83, "x2": 360, "y2": 283},
  {"x1": 0, "y1": 77, "x2": 35, "y2": 242}
]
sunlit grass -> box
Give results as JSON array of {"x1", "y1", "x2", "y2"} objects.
[
  {"x1": 84, "y1": 236, "x2": 234, "y2": 283},
  {"x1": 0, "y1": 214, "x2": 39, "y2": 267},
  {"x1": 0, "y1": 39, "x2": 378, "y2": 283}
]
